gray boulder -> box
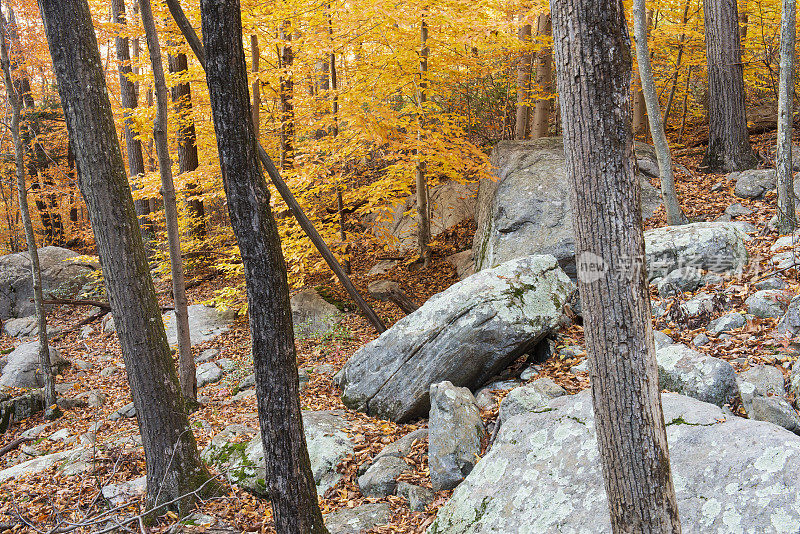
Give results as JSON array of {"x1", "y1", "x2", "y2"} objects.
[
  {"x1": 724, "y1": 202, "x2": 752, "y2": 217},
  {"x1": 473, "y1": 137, "x2": 661, "y2": 277},
  {"x1": 0, "y1": 341, "x2": 66, "y2": 388},
  {"x1": 750, "y1": 395, "x2": 800, "y2": 434},
  {"x1": 745, "y1": 289, "x2": 793, "y2": 318},
  {"x1": 398, "y1": 481, "x2": 436, "y2": 512},
  {"x1": 202, "y1": 411, "x2": 355, "y2": 497},
  {"x1": 0, "y1": 446, "x2": 91, "y2": 483},
  {"x1": 777, "y1": 295, "x2": 800, "y2": 336},
  {"x1": 657, "y1": 268, "x2": 702, "y2": 297},
  {"x1": 709, "y1": 312, "x2": 746, "y2": 334},
  {"x1": 692, "y1": 333, "x2": 710, "y2": 347},
  {"x1": 738, "y1": 364, "x2": 785, "y2": 415},
  {"x1": 340, "y1": 255, "x2": 574, "y2": 422},
  {"x1": 656, "y1": 344, "x2": 739, "y2": 406},
  {"x1": 428, "y1": 381, "x2": 485, "y2": 491},
  {"x1": 325, "y1": 503, "x2": 391, "y2": 534},
  {"x1": 108, "y1": 402, "x2": 136, "y2": 420},
  {"x1": 447, "y1": 249, "x2": 475, "y2": 280},
  {"x1": 644, "y1": 222, "x2": 749, "y2": 280},
  {"x1": 164, "y1": 304, "x2": 235, "y2": 347},
  {"x1": 732, "y1": 168, "x2": 776, "y2": 199},
  {"x1": 755, "y1": 276, "x2": 787, "y2": 290},
  {"x1": 653, "y1": 330, "x2": 674, "y2": 350},
  {"x1": 196, "y1": 362, "x2": 223, "y2": 388},
  {"x1": 357, "y1": 455, "x2": 410, "y2": 497},
  {"x1": 0, "y1": 247, "x2": 96, "y2": 320},
  {"x1": 3, "y1": 316, "x2": 59, "y2": 339},
  {"x1": 498, "y1": 377, "x2": 566, "y2": 425},
  {"x1": 429, "y1": 390, "x2": 800, "y2": 533},
  {"x1": 290, "y1": 289, "x2": 342, "y2": 337}
]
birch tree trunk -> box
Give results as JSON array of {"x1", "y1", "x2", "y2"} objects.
[
  {"x1": 551, "y1": 0, "x2": 682, "y2": 530},
  {"x1": 531, "y1": 14, "x2": 553, "y2": 139},
  {"x1": 0, "y1": 7, "x2": 57, "y2": 413},
  {"x1": 514, "y1": 21, "x2": 532, "y2": 140},
  {"x1": 776, "y1": 0, "x2": 796, "y2": 233},
  {"x1": 633, "y1": 0, "x2": 688, "y2": 226},
  {"x1": 37, "y1": 0, "x2": 210, "y2": 514},
  {"x1": 139, "y1": 0, "x2": 195, "y2": 405},
  {"x1": 416, "y1": 16, "x2": 431, "y2": 267},
  {"x1": 199, "y1": 0, "x2": 328, "y2": 530}
]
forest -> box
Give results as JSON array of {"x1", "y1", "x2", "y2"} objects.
[{"x1": 0, "y1": 0, "x2": 800, "y2": 531}]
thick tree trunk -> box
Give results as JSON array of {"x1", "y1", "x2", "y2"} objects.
[
  {"x1": 167, "y1": 51, "x2": 206, "y2": 238},
  {"x1": 531, "y1": 14, "x2": 553, "y2": 139},
  {"x1": 514, "y1": 21, "x2": 532, "y2": 140},
  {"x1": 111, "y1": 0, "x2": 152, "y2": 242},
  {"x1": 416, "y1": 17, "x2": 431, "y2": 267},
  {"x1": 633, "y1": 0, "x2": 688, "y2": 226},
  {"x1": 199, "y1": 1, "x2": 328, "y2": 531},
  {"x1": 776, "y1": 0, "x2": 796, "y2": 233},
  {"x1": 551, "y1": 0, "x2": 682, "y2": 531},
  {"x1": 701, "y1": 0, "x2": 758, "y2": 172},
  {"x1": 0, "y1": 8, "x2": 56, "y2": 412},
  {"x1": 37, "y1": 0, "x2": 210, "y2": 514}
]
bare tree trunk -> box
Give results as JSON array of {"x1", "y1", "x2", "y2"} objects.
[
  {"x1": 0, "y1": 7, "x2": 57, "y2": 413},
  {"x1": 37, "y1": 0, "x2": 210, "y2": 514},
  {"x1": 662, "y1": 0, "x2": 691, "y2": 128},
  {"x1": 632, "y1": 10, "x2": 652, "y2": 141},
  {"x1": 633, "y1": 0, "x2": 688, "y2": 225},
  {"x1": 199, "y1": 0, "x2": 328, "y2": 531},
  {"x1": 531, "y1": 14, "x2": 553, "y2": 139},
  {"x1": 776, "y1": 0, "x2": 796, "y2": 233},
  {"x1": 551, "y1": 0, "x2": 682, "y2": 530},
  {"x1": 702, "y1": 0, "x2": 758, "y2": 172},
  {"x1": 139, "y1": 0, "x2": 195, "y2": 406},
  {"x1": 416, "y1": 16, "x2": 431, "y2": 267},
  {"x1": 251, "y1": 34, "x2": 260, "y2": 139},
  {"x1": 514, "y1": 21, "x2": 532, "y2": 140},
  {"x1": 279, "y1": 23, "x2": 294, "y2": 170},
  {"x1": 328, "y1": 12, "x2": 349, "y2": 274}
]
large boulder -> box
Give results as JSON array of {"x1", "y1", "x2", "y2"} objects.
[
  {"x1": 164, "y1": 304, "x2": 235, "y2": 347},
  {"x1": 644, "y1": 222, "x2": 749, "y2": 280},
  {"x1": 656, "y1": 344, "x2": 739, "y2": 407},
  {"x1": 340, "y1": 255, "x2": 575, "y2": 422},
  {"x1": 202, "y1": 410, "x2": 355, "y2": 497},
  {"x1": 290, "y1": 289, "x2": 343, "y2": 337},
  {"x1": 0, "y1": 341, "x2": 66, "y2": 388},
  {"x1": 732, "y1": 168, "x2": 776, "y2": 199},
  {"x1": 0, "y1": 247, "x2": 96, "y2": 320},
  {"x1": 370, "y1": 180, "x2": 477, "y2": 251},
  {"x1": 429, "y1": 390, "x2": 800, "y2": 533},
  {"x1": 473, "y1": 137, "x2": 662, "y2": 276}
]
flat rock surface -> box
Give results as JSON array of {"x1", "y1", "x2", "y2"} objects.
[{"x1": 164, "y1": 304, "x2": 235, "y2": 347}]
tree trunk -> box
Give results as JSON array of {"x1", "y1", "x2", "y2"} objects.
[
  {"x1": 701, "y1": 0, "x2": 758, "y2": 172},
  {"x1": 139, "y1": 0, "x2": 195, "y2": 406},
  {"x1": 662, "y1": 0, "x2": 691, "y2": 128},
  {"x1": 279, "y1": 23, "x2": 294, "y2": 170},
  {"x1": 514, "y1": 21, "x2": 532, "y2": 140},
  {"x1": 631, "y1": 10, "x2": 652, "y2": 141},
  {"x1": 551, "y1": 0, "x2": 682, "y2": 531},
  {"x1": 167, "y1": 50, "x2": 206, "y2": 238},
  {"x1": 531, "y1": 14, "x2": 553, "y2": 139},
  {"x1": 776, "y1": 0, "x2": 796, "y2": 233},
  {"x1": 199, "y1": 1, "x2": 328, "y2": 531},
  {"x1": 633, "y1": 0, "x2": 688, "y2": 226},
  {"x1": 251, "y1": 34, "x2": 260, "y2": 139},
  {"x1": 37, "y1": 0, "x2": 210, "y2": 514},
  {"x1": 416, "y1": 16, "x2": 431, "y2": 267},
  {"x1": 0, "y1": 7, "x2": 57, "y2": 412}
]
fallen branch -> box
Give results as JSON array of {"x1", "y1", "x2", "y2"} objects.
[
  {"x1": 0, "y1": 436, "x2": 32, "y2": 457},
  {"x1": 368, "y1": 280, "x2": 420, "y2": 314},
  {"x1": 39, "y1": 298, "x2": 174, "y2": 312}
]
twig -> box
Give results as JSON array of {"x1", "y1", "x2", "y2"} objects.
[{"x1": 0, "y1": 436, "x2": 33, "y2": 457}]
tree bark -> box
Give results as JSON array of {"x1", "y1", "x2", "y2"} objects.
[
  {"x1": 531, "y1": 14, "x2": 553, "y2": 139},
  {"x1": 633, "y1": 0, "x2": 688, "y2": 226},
  {"x1": 416, "y1": 16, "x2": 431, "y2": 267},
  {"x1": 199, "y1": 1, "x2": 328, "y2": 531},
  {"x1": 701, "y1": 0, "x2": 758, "y2": 172},
  {"x1": 111, "y1": 0, "x2": 152, "y2": 242},
  {"x1": 514, "y1": 21, "x2": 532, "y2": 140},
  {"x1": 139, "y1": 0, "x2": 195, "y2": 406},
  {"x1": 776, "y1": 0, "x2": 796, "y2": 233},
  {"x1": 551, "y1": 0, "x2": 682, "y2": 531},
  {"x1": 37, "y1": 0, "x2": 210, "y2": 515},
  {"x1": 279, "y1": 23, "x2": 294, "y2": 170},
  {"x1": 251, "y1": 34, "x2": 260, "y2": 139},
  {"x1": 0, "y1": 7, "x2": 56, "y2": 412}
]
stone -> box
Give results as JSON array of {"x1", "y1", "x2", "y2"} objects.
[
  {"x1": 0, "y1": 341, "x2": 66, "y2": 388},
  {"x1": 498, "y1": 378, "x2": 566, "y2": 424},
  {"x1": 732, "y1": 168, "x2": 776, "y2": 199},
  {"x1": 701, "y1": 272, "x2": 725, "y2": 286},
  {"x1": 755, "y1": 276, "x2": 787, "y2": 290},
  {"x1": 681, "y1": 292, "x2": 719, "y2": 319},
  {"x1": 656, "y1": 344, "x2": 739, "y2": 407},
  {"x1": 397, "y1": 481, "x2": 436, "y2": 512},
  {"x1": 692, "y1": 333, "x2": 710, "y2": 347},
  {"x1": 357, "y1": 455, "x2": 410, "y2": 497},
  {"x1": 164, "y1": 304, "x2": 235, "y2": 346},
  {"x1": 340, "y1": 255, "x2": 574, "y2": 422},
  {"x1": 101, "y1": 476, "x2": 147, "y2": 506},
  {"x1": 48, "y1": 428, "x2": 70, "y2": 441},
  {"x1": 653, "y1": 330, "x2": 674, "y2": 350},
  {"x1": 236, "y1": 373, "x2": 255, "y2": 391},
  {"x1": 446, "y1": 250, "x2": 475, "y2": 280},
  {"x1": 428, "y1": 390, "x2": 800, "y2": 533},
  {"x1": 0, "y1": 247, "x2": 96, "y2": 320},
  {"x1": 771, "y1": 234, "x2": 797, "y2": 252},
  {"x1": 78, "y1": 325, "x2": 93, "y2": 339},
  {"x1": 738, "y1": 364, "x2": 785, "y2": 414},
  {"x1": 778, "y1": 295, "x2": 800, "y2": 338},
  {"x1": 772, "y1": 250, "x2": 797, "y2": 270},
  {"x1": 473, "y1": 137, "x2": 661, "y2": 277},
  {"x1": 0, "y1": 390, "x2": 44, "y2": 422},
  {"x1": 101, "y1": 314, "x2": 115, "y2": 333},
  {"x1": 750, "y1": 395, "x2": 800, "y2": 434},
  {"x1": 745, "y1": 289, "x2": 793, "y2": 318},
  {"x1": 428, "y1": 381, "x2": 486, "y2": 491},
  {"x1": 73, "y1": 359, "x2": 92, "y2": 371},
  {"x1": 324, "y1": 503, "x2": 391, "y2": 534},
  {"x1": 374, "y1": 428, "x2": 428, "y2": 461},
  {"x1": 216, "y1": 358, "x2": 236, "y2": 371},
  {"x1": 202, "y1": 410, "x2": 355, "y2": 497},
  {"x1": 473, "y1": 380, "x2": 521, "y2": 412},
  {"x1": 290, "y1": 289, "x2": 342, "y2": 337},
  {"x1": 196, "y1": 362, "x2": 223, "y2": 388},
  {"x1": 108, "y1": 402, "x2": 136, "y2": 420},
  {"x1": 367, "y1": 260, "x2": 398, "y2": 277},
  {"x1": 75, "y1": 390, "x2": 105, "y2": 408},
  {"x1": 644, "y1": 222, "x2": 749, "y2": 280},
  {"x1": 657, "y1": 268, "x2": 702, "y2": 297},
  {"x1": 99, "y1": 365, "x2": 118, "y2": 377},
  {"x1": 0, "y1": 447, "x2": 90, "y2": 483},
  {"x1": 195, "y1": 348, "x2": 220, "y2": 363},
  {"x1": 3, "y1": 316, "x2": 47, "y2": 338},
  {"x1": 570, "y1": 361, "x2": 588, "y2": 374},
  {"x1": 519, "y1": 365, "x2": 539, "y2": 381},
  {"x1": 370, "y1": 180, "x2": 477, "y2": 252},
  {"x1": 559, "y1": 345, "x2": 585, "y2": 358},
  {"x1": 724, "y1": 202, "x2": 752, "y2": 217},
  {"x1": 708, "y1": 312, "x2": 746, "y2": 334}
]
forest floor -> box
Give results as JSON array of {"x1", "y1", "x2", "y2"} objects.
[{"x1": 0, "y1": 129, "x2": 797, "y2": 533}]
